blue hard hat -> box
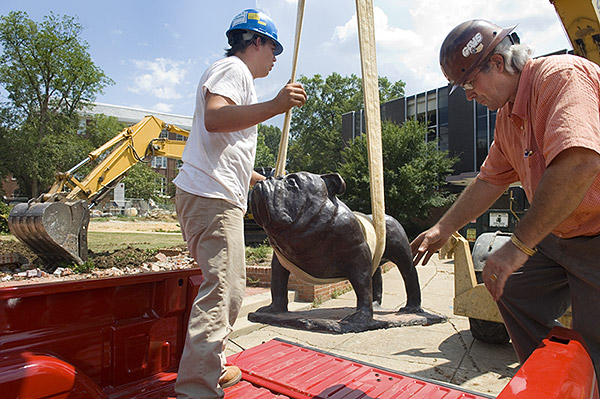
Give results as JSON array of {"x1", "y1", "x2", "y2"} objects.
[{"x1": 226, "y1": 9, "x2": 283, "y2": 56}]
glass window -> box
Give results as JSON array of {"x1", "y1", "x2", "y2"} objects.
[
  {"x1": 406, "y1": 96, "x2": 416, "y2": 119},
  {"x1": 152, "y1": 156, "x2": 168, "y2": 169},
  {"x1": 475, "y1": 103, "x2": 497, "y2": 169},
  {"x1": 438, "y1": 87, "x2": 449, "y2": 151},
  {"x1": 438, "y1": 125, "x2": 449, "y2": 152}
]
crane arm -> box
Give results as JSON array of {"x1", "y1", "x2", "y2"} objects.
[
  {"x1": 42, "y1": 115, "x2": 188, "y2": 204},
  {"x1": 551, "y1": 0, "x2": 600, "y2": 65}
]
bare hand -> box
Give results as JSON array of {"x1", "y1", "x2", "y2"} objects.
[
  {"x1": 482, "y1": 241, "x2": 529, "y2": 301},
  {"x1": 410, "y1": 226, "x2": 450, "y2": 266},
  {"x1": 273, "y1": 82, "x2": 306, "y2": 114}
]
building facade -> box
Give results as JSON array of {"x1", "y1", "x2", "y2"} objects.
[
  {"x1": 342, "y1": 85, "x2": 497, "y2": 187},
  {"x1": 342, "y1": 50, "x2": 571, "y2": 187}
]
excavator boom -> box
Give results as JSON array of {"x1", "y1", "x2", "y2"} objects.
[
  {"x1": 8, "y1": 115, "x2": 188, "y2": 268},
  {"x1": 551, "y1": 0, "x2": 600, "y2": 65}
]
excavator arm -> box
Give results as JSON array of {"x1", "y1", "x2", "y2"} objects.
[
  {"x1": 8, "y1": 115, "x2": 189, "y2": 268},
  {"x1": 551, "y1": 0, "x2": 600, "y2": 65}
]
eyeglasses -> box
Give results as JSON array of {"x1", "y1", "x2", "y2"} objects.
[
  {"x1": 461, "y1": 81, "x2": 475, "y2": 91},
  {"x1": 461, "y1": 68, "x2": 481, "y2": 91},
  {"x1": 460, "y1": 62, "x2": 488, "y2": 91}
]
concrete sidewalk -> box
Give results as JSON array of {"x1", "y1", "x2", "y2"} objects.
[{"x1": 225, "y1": 254, "x2": 519, "y2": 398}]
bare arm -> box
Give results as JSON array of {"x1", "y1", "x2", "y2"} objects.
[
  {"x1": 483, "y1": 147, "x2": 600, "y2": 300},
  {"x1": 250, "y1": 170, "x2": 266, "y2": 187},
  {"x1": 411, "y1": 178, "x2": 508, "y2": 265},
  {"x1": 204, "y1": 82, "x2": 306, "y2": 133}
]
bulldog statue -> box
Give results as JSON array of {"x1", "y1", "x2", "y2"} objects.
[{"x1": 249, "y1": 171, "x2": 423, "y2": 328}]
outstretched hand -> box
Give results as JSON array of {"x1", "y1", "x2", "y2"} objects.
[{"x1": 410, "y1": 226, "x2": 451, "y2": 266}]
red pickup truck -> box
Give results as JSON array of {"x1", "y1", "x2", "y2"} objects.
[{"x1": 0, "y1": 269, "x2": 597, "y2": 399}]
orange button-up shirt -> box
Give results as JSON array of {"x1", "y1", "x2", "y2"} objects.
[{"x1": 478, "y1": 55, "x2": 600, "y2": 238}]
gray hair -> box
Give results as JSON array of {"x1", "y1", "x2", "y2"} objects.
[{"x1": 481, "y1": 36, "x2": 533, "y2": 75}]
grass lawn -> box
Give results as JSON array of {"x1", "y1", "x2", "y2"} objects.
[
  {"x1": 88, "y1": 231, "x2": 186, "y2": 253},
  {"x1": 2, "y1": 231, "x2": 271, "y2": 264}
]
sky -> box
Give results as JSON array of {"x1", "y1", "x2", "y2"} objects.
[{"x1": 0, "y1": 0, "x2": 571, "y2": 129}]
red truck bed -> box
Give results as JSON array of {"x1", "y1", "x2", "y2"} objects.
[
  {"x1": 225, "y1": 338, "x2": 491, "y2": 399},
  {"x1": 0, "y1": 269, "x2": 597, "y2": 399}
]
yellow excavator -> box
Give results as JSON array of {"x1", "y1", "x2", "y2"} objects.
[
  {"x1": 8, "y1": 115, "x2": 189, "y2": 267},
  {"x1": 551, "y1": 0, "x2": 600, "y2": 66}
]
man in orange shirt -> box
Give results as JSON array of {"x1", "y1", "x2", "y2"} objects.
[{"x1": 411, "y1": 19, "x2": 600, "y2": 380}]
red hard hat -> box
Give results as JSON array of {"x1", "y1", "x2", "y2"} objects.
[{"x1": 440, "y1": 20, "x2": 516, "y2": 93}]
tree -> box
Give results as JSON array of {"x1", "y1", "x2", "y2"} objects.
[
  {"x1": 67, "y1": 114, "x2": 127, "y2": 181},
  {"x1": 84, "y1": 114, "x2": 127, "y2": 149},
  {"x1": 258, "y1": 123, "x2": 281, "y2": 158},
  {"x1": 0, "y1": 11, "x2": 113, "y2": 198},
  {"x1": 254, "y1": 124, "x2": 280, "y2": 168},
  {"x1": 254, "y1": 131, "x2": 275, "y2": 168},
  {"x1": 287, "y1": 73, "x2": 405, "y2": 173},
  {"x1": 338, "y1": 120, "x2": 458, "y2": 238},
  {"x1": 122, "y1": 163, "x2": 163, "y2": 201}
]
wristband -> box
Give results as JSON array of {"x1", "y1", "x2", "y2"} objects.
[{"x1": 510, "y1": 234, "x2": 537, "y2": 256}]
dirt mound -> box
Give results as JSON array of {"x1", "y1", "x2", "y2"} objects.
[
  {"x1": 0, "y1": 240, "x2": 36, "y2": 263},
  {"x1": 0, "y1": 238, "x2": 193, "y2": 287}
]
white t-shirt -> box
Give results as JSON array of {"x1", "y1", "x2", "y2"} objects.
[{"x1": 174, "y1": 56, "x2": 257, "y2": 211}]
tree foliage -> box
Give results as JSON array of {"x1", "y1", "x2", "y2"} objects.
[
  {"x1": 287, "y1": 73, "x2": 405, "y2": 173},
  {"x1": 255, "y1": 124, "x2": 278, "y2": 168},
  {"x1": 0, "y1": 11, "x2": 113, "y2": 197},
  {"x1": 71, "y1": 114, "x2": 127, "y2": 180},
  {"x1": 338, "y1": 120, "x2": 458, "y2": 236},
  {"x1": 84, "y1": 114, "x2": 127, "y2": 149},
  {"x1": 258, "y1": 123, "x2": 281, "y2": 159},
  {"x1": 0, "y1": 201, "x2": 11, "y2": 233},
  {"x1": 122, "y1": 163, "x2": 164, "y2": 201}
]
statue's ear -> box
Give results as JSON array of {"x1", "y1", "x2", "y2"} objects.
[{"x1": 321, "y1": 173, "x2": 346, "y2": 197}]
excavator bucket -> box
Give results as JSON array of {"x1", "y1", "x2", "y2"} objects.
[{"x1": 8, "y1": 199, "x2": 89, "y2": 269}]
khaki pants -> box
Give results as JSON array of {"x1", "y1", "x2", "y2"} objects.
[
  {"x1": 174, "y1": 188, "x2": 246, "y2": 399},
  {"x1": 498, "y1": 233, "x2": 600, "y2": 382}
]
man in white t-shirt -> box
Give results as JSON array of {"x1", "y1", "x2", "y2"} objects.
[{"x1": 173, "y1": 8, "x2": 306, "y2": 399}]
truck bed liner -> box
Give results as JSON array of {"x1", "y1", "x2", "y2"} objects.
[{"x1": 225, "y1": 338, "x2": 492, "y2": 399}]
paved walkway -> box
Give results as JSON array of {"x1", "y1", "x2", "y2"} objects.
[{"x1": 226, "y1": 254, "x2": 519, "y2": 397}]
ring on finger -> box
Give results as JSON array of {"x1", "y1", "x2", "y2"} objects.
[{"x1": 490, "y1": 273, "x2": 498, "y2": 282}]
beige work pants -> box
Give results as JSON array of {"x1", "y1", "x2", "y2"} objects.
[{"x1": 174, "y1": 188, "x2": 246, "y2": 399}]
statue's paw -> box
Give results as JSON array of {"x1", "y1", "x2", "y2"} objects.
[
  {"x1": 255, "y1": 303, "x2": 288, "y2": 314},
  {"x1": 340, "y1": 308, "x2": 373, "y2": 325},
  {"x1": 397, "y1": 305, "x2": 423, "y2": 314}
]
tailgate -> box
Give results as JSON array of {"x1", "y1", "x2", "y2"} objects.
[{"x1": 226, "y1": 338, "x2": 492, "y2": 399}]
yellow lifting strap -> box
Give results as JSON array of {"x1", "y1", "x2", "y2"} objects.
[
  {"x1": 274, "y1": 0, "x2": 386, "y2": 269},
  {"x1": 275, "y1": 0, "x2": 305, "y2": 177},
  {"x1": 356, "y1": 0, "x2": 386, "y2": 269}
]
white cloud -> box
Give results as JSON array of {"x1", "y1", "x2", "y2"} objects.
[
  {"x1": 324, "y1": 0, "x2": 571, "y2": 95},
  {"x1": 151, "y1": 103, "x2": 174, "y2": 113},
  {"x1": 128, "y1": 58, "x2": 188, "y2": 100}
]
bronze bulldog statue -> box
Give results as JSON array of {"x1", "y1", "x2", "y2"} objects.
[{"x1": 249, "y1": 171, "x2": 422, "y2": 328}]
